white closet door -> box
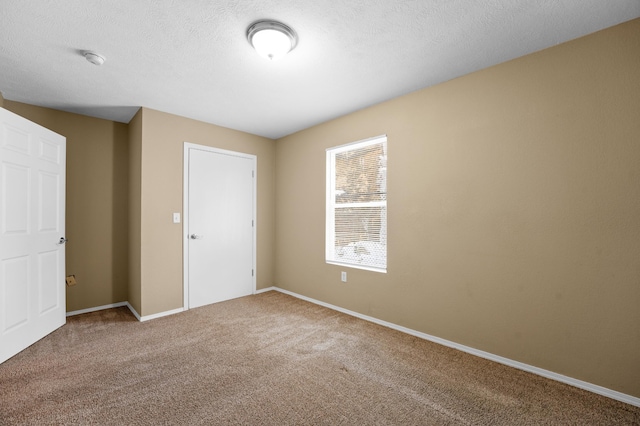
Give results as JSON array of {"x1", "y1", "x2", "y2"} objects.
[{"x1": 185, "y1": 144, "x2": 255, "y2": 309}]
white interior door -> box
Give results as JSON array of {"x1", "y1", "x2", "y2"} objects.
[
  {"x1": 0, "y1": 107, "x2": 66, "y2": 364},
  {"x1": 184, "y1": 143, "x2": 255, "y2": 309}
]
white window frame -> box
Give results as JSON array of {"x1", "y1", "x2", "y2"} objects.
[{"x1": 326, "y1": 135, "x2": 387, "y2": 273}]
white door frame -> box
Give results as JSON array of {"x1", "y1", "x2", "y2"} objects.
[{"x1": 182, "y1": 142, "x2": 257, "y2": 310}]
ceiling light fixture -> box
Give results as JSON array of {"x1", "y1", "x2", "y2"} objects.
[
  {"x1": 84, "y1": 51, "x2": 105, "y2": 66},
  {"x1": 247, "y1": 20, "x2": 297, "y2": 61}
]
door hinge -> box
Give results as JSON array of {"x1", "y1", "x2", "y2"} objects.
[
  {"x1": 252, "y1": 269, "x2": 254, "y2": 277},
  {"x1": 252, "y1": 220, "x2": 254, "y2": 227},
  {"x1": 252, "y1": 170, "x2": 255, "y2": 178}
]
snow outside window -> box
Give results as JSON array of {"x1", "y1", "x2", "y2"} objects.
[{"x1": 326, "y1": 135, "x2": 387, "y2": 273}]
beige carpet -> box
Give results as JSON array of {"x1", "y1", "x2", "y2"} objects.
[{"x1": 1, "y1": 291, "x2": 638, "y2": 425}]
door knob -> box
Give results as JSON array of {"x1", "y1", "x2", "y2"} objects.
[
  {"x1": 190, "y1": 234, "x2": 203, "y2": 240},
  {"x1": 58, "y1": 237, "x2": 68, "y2": 245}
]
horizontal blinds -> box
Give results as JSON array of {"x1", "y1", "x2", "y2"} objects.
[
  {"x1": 327, "y1": 136, "x2": 387, "y2": 270},
  {"x1": 334, "y1": 206, "x2": 386, "y2": 269}
]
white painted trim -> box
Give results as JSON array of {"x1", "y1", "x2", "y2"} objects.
[
  {"x1": 270, "y1": 287, "x2": 640, "y2": 408},
  {"x1": 66, "y1": 302, "x2": 129, "y2": 317},
  {"x1": 183, "y1": 142, "x2": 257, "y2": 311},
  {"x1": 125, "y1": 302, "x2": 141, "y2": 321},
  {"x1": 125, "y1": 302, "x2": 184, "y2": 322},
  {"x1": 138, "y1": 307, "x2": 184, "y2": 322},
  {"x1": 67, "y1": 302, "x2": 183, "y2": 323},
  {"x1": 255, "y1": 286, "x2": 276, "y2": 294},
  {"x1": 183, "y1": 143, "x2": 190, "y2": 310}
]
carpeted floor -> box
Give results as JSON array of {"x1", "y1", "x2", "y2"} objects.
[{"x1": 1, "y1": 291, "x2": 639, "y2": 425}]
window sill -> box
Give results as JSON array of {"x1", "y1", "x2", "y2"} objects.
[{"x1": 326, "y1": 260, "x2": 387, "y2": 274}]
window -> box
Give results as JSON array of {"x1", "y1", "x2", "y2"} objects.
[{"x1": 326, "y1": 135, "x2": 387, "y2": 272}]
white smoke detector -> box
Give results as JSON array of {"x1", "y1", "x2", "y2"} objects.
[{"x1": 84, "y1": 51, "x2": 105, "y2": 66}]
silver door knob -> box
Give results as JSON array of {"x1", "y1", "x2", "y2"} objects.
[
  {"x1": 190, "y1": 234, "x2": 203, "y2": 240},
  {"x1": 58, "y1": 237, "x2": 68, "y2": 245}
]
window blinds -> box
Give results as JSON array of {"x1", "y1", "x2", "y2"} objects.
[{"x1": 326, "y1": 135, "x2": 387, "y2": 272}]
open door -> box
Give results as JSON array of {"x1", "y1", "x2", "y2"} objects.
[{"x1": 0, "y1": 107, "x2": 66, "y2": 363}]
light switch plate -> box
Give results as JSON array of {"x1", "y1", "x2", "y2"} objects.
[{"x1": 173, "y1": 213, "x2": 181, "y2": 223}]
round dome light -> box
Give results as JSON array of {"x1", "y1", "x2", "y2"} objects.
[{"x1": 247, "y1": 20, "x2": 297, "y2": 61}]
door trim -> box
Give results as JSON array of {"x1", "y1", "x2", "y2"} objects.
[{"x1": 182, "y1": 142, "x2": 257, "y2": 310}]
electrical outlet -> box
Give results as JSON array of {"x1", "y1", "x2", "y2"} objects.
[
  {"x1": 173, "y1": 212, "x2": 181, "y2": 223},
  {"x1": 341, "y1": 271, "x2": 347, "y2": 282},
  {"x1": 65, "y1": 275, "x2": 77, "y2": 286}
]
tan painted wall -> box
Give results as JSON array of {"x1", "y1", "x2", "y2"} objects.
[
  {"x1": 275, "y1": 19, "x2": 640, "y2": 397},
  {"x1": 3, "y1": 102, "x2": 130, "y2": 312},
  {"x1": 137, "y1": 108, "x2": 275, "y2": 317},
  {"x1": 0, "y1": 92, "x2": 4, "y2": 107},
  {"x1": 128, "y1": 109, "x2": 143, "y2": 314}
]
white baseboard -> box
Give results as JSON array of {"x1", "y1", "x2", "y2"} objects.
[
  {"x1": 255, "y1": 286, "x2": 276, "y2": 294},
  {"x1": 138, "y1": 307, "x2": 184, "y2": 322},
  {"x1": 67, "y1": 302, "x2": 183, "y2": 323},
  {"x1": 125, "y1": 302, "x2": 141, "y2": 321},
  {"x1": 124, "y1": 303, "x2": 184, "y2": 322},
  {"x1": 66, "y1": 302, "x2": 129, "y2": 317},
  {"x1": 270, "y1": 287, "x2": 640, "y2": 408}
]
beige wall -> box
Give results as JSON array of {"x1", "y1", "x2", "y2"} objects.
[
  {"x1": 3, "y1": 102, "x2": 130, "y2": 312},
  {"x1": 128, "y1": 109, "x2": 143, "y2": 314},
  {"x1": 136, "y1": 108, "x2": 276, "y2": 317},
  {"x1": 275, "y1": 19, "x2": 640, "y2": 397},
  {"x1": 0, "y1": 92, "x2": 4, "y2": 107}
]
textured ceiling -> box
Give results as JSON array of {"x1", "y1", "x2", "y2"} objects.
[{"x1": 1, "y1": 1, "x2": 639, "y2": 139}]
